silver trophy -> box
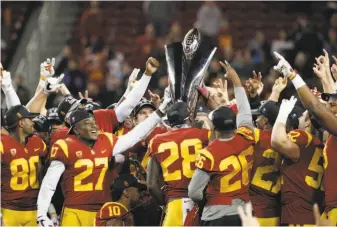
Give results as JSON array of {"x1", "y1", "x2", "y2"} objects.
[{"x1": 165, "y1": 28, "x2": 217, "y2": 120}]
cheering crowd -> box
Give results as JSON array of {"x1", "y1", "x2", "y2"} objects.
[{"x1": 1, "y1": 31, "x2": 337, "y2": 227}]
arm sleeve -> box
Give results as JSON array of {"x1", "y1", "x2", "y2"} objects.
[
  {"x1": 37, "y1": 160, "x2": 65, "y2": 217},
  {"x1": 188, "y1": 169, "x2": 210, "y2": 202},
  {"x1": 112, "y1": 112, "x2": 161, "y2": 156},
  {"x1": 235, "y1": 87, "x2": 254, "y2": 130},
  {"x1": 115, "y1": 74, "x2": 151, "y2": 122},
  {"x1": 2, "y1": 85, "x2": 21, "y2": 108}
]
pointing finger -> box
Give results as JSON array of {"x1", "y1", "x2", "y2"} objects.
[{"x1": 274, "y1": 51, "x2": 284, "y2": 60}]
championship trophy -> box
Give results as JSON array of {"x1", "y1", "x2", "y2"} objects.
[{"x1": 165, "y1": 28, "x2": 217, "y2": 120}]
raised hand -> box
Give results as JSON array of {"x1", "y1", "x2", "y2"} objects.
[
  {"x1": 279, "y1": 96, "x2": 297, "y2": 120},
  {"x1": 273, "y1": 52, "x2": 294, "y2": 78},
  {"x1": 40, "y1": 58, "x2": 55, "y2": 79},
  {"x1": 237, "y1": 202, "x2": 260, "y2": 227},
  {"x1": 44, "y1": 74, "x2": 64, "y2": 94},
  {"x1": 78, "y1": 90, "x2": 93, "y2": 102},
  {"x1": 219, "y1": 60, "x2": 238, "y2": 80},
  {"x1": 313, "y1": 57, "x2": 326, "y2": 79},
  {"x1": 158, "y1": 88, "x2": 172, "y2": 114},
  {"x1": 246, "y1": 71, "x2": 264, "y2": 96},
  {"x1": 1, "y1": 70, "x2": 12, "y2": 90},
  {"x1": 148, "y1": 89, "x2": 161, "y2": 108},
  {"x1": 272, "y1": 77, "x2": 288, "y2": 93},
  {"x1": 145, "y1": 57, "x2": 160, "y2": 76}
]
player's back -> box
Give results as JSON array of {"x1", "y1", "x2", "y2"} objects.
[
  {"x1": 196, "y1": 126, "x2": 255, "y2": 206},
  {"x1": 280, "y1": 129, "x2": 324, "y2": 225},
  {"x1": 1, "y1": 134, "x2": 46, "y2": 210},
  {"x1": 249, "y1": 129, "x2": 281, "y2": 219},
  {"x1": 149, "y1": 127, "x2": 210, "y2": 201},
  {"x1": 323, "y1": 135, "x2": 337, "y2": 224}
]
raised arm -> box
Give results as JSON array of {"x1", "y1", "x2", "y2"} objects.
[
  {"x1": 1, "y1": 70, "x2": 21, "y2": 108},
  {"x1": 269, "y1": 77, "x2": 287, "y2": 102},
  {"x1": 112, "y1": 95, "x2": 171, "y2": 156},
  {"x1": 271, "y1": 96, "x2": 300, "y2": 162},
  {"x1": 220, "y1": 61, "x2": 254, "y2": 130},
  {"x1": 273, "y1": 51, "x2": 337, "y2": 136},
  {"x1": 115, "y1": 57, "x2": 159, "y2": 123}
]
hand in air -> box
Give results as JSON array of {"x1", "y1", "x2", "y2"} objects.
[
  {"x1": 237, "y1": 202, "x2": 260, "y2": 227},
  {"x1": 273, "y1": 52, "x2": 293, "y2": 78},
  {"x1": 272, "y1": 77, "x2": 288, "y2": 94},
  {"x1": 279, "y1": 96, "x2": 297, "y2": 118},
  {"x1": 44, "y1": 74, "x2": 64, "y2": 94},
  {"x1": 145, "y1": 57, "x2": 160, "y2": 76}
]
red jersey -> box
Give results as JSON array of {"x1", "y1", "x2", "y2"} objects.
[
  {"x1": 323, "y1": 135, "x2": 337, "y2": 224},
  {"x1": 50, "y1": 109, "x2": 118, "y2": 145},
  {"x1": 148, "y1": 128, "x2": 210, "y2": 201},
  {"x1": 249, "y1": 129, "x2": 281, "y2": 218},
  {"x1": 50, "y1": 132, "x2": 119, "y2": 211},
  {"x1": 196, "y1": 126, "x2": 255, "y2": 206},
  {"x1": 280, "y1": 130, "x2": 324, "y2": 225},
  {"x1": 95, "y1": 202, "x2": 133, "y2": 226},
  {"x1": 1, "y1": 134, "x2": 47, "y2": 210},
  {"x1": 128, "y1": 126, "x2": 167, "y2": 172}
]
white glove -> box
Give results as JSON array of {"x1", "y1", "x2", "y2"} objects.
[
  {"x1": 273, "y1": 52, "x2": 294, "y2": 78},
  {"x1": 1, "y1": 70, "x2": 13, "y2": 91},
  {"x1": 37, "y1": 215, "x2": 54, "y2": 227},
  {"x1": 276, "y1": 96, "x2": 297, "y2": 125},
  {"x1": 39, "y1": 58, "x2": 56, "y2": 87},
  {"x1": 158, "y1": 97, "x2": 172, "y2": 114},
  {"x1": 238, "y1": 202, "x2": 260, "y2": 227},
  {"x1": 50, "y1": 215, "x2": 59, "y2": 227},
  {"x1": 123, "y1": 68, "x2": 140, "y2": 97},
  {"x1": 164, "y1": 86, "x2": 171, "y2": 100},
  {"x1": 44, "y1": 74, "x2": 64, "y2": 94}
]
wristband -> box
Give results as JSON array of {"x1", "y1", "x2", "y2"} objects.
[
  {"x1": 289, "y1": 71, "x2": 296, "y2": 80},
  {"x1": 291, "y1": 74, "x2": 306, "y2": 90}
]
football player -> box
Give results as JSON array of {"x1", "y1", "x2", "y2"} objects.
[
  {"x1": 188, "y1": 61, "x2": 255, "y2": 226},
  {"x1": 46, "y1": 107, "x2": 64, "y2": 136},
  {"x1": 250, "y1": 101, "x2": 282, "y2": 226},
  {"x1": 50, "y1": 58, "x2": 159, "y2": 145},
  {"x1": 271, "y1": 96, "x2": 324, "y2": 225},
  {"x1": 273, "y1": 51, "x2": 337, "y2": 224},
  {"x1": 147, "y1": 101, "x2": 210, "y2": 226},
  {"x1": 130, "y1": 98, "x2": 167, "y2": 170},
  {"x1": 95, "y1": 174, "x2": 147, "y2": 226},
  {"x1": 37, "y1": 95, "x2": 171, "y2": 226},
  {"x1": 1, "y1": 105, "x2": 46, "y2": 226}
]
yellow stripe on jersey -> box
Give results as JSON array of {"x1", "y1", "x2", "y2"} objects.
[
  {"x1": 207, "y1": 130, "x2": 211, "y2": 139},
  {"x1": 303, "y1": 131, "x2": 313, "y2": 148},
  {"x1": 54, "y1": 140, "x2": 69, "y2": 158},
  {"x1": 103, "y1": 132, "x2": 114, "y2": 147},
  {"x1": 0, "y1": 141, "x2": 3, "y2": 154},
  {"x1": 254, "y1": 128, "x2": 260, "y2": 144},
  {"x1": 117, "y1": 128, "x2": 124, "y2": 136},
  {"x1": 99, "y1": 202, "x2": 129, "y2": 219},
  {"x1": 198, "y1": 148, "x2": 215, "y2": 171},
  {"x1": 42, "y1": 140, "x2": 47, "y2": 152},
  {"x1": 323, "y1": 144, "x2": 328, "y2": 169}
]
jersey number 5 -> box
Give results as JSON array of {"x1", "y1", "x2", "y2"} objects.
[
  {"x1": 74, "y1": 157, "x2": 108, "y2": 191},
  {"x1": 158, "y1": 139, "x2": 202, "y2": 181}
]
